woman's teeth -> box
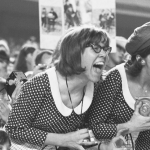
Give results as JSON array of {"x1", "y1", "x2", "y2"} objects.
[{"x1": 93, "y1": 62, "x2": 104, "y2": 69}]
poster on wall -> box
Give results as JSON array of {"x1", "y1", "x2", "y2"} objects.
[
  {"x1": 39, "y1": 0, "x2": 116, "y2": 51},
  {"x1": 91, "y1": 0, "x2": 116, "y2": 52},
  {"x1": 39, "y1": 0, "x2": 64, "y2": 50}
]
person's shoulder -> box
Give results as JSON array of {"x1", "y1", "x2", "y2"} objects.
[
  {"x1": 24, "y1": 71, "x2": 48, "y2": 87},
  {"x1": 102, "y1": 68, "x2": 119, "y2": 81},
  {"x1": 104, "y1": 64, "x2": 125, "y2": 76}
]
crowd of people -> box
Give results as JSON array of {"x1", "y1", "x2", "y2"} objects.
[{"x1": 1, "y1": 21, "x2": 150, "y2": 150}]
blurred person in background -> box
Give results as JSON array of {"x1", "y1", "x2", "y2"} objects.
[
  {"x1": 105, "y1": 36, "x2": 128, "y2": 71},
  {"x1": 35, "y1": 49, "x2": 53, "y2": 66},
  {"x1": 23, "y1": 36, "x2": 39, "y2": 50},
  {"x1": 0, "y1": 45, "x2": 11, "y2": 128},
  {"x1": 0, "y1": 50, "x2": 9, "y2": 80},
  {"x1": 26, "y1": 49, "x2": 54, "y2": 79},
  {"x1": 13, "y1": 46, "x2": 36, "y2": 74},
  {"x1": 0, "y1": 39, "x2": 10, "y2": 56}
]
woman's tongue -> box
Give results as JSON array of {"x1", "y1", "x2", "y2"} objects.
[{"x1": 93, "y1": 62, "x2": 104, "y2": 73}]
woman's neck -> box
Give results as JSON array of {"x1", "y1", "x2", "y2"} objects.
[
  {"x1": 134, "y1": 69, "x2": 150, "y2": 87},
  {"x1": 126, "y1": 69, "x2": 150, "y2": 98},
  {"x1": 56, "y1": 71, "x2": 88, "y2": 108}
]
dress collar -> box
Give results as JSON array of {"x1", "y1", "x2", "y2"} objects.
[
  {"x1": 46, "y1": 67, "x2": 94, "y2": 116},
  {"x1": 115, "y1": 64, "x2": 135, "y2": 110}
]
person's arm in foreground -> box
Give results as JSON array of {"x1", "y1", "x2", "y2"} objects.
[
  {"x1": 88, "y1": 70, "x2": 150, "y2": 140},
  {"x1": 117, "y1": 100, "x2": 150, "y2": 133}
]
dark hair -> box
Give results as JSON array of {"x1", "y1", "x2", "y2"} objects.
[
  {"x1": 125, "y1": 45, "x2": 150, "y2": 77},
  {"x1": 0, "y1": 130, "x2": 11, "y2": 146},
  {"x1": 13, "y1": 46, "x2": 36, "y2": 73},
  {"x1": 53, "y1": 25, "x2": 110, "y2": 77},
  {"x1": 35, "y1": 50, "x2": 53, "y2": 65}
]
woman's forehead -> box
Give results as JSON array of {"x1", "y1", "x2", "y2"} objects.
[{"x1": 90, "y1": 34, "x2": 108, "y2": 44}]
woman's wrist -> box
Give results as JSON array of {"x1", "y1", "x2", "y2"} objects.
[
  {"x1": 99, "y1": 141, "x2": 109, "y2": 150},
  {"x1": 117, "y1": 122, "x2": 132, "y2": 133},
  {"x1": 45, "y1": 133, "x2": 68, "y2": 146}
]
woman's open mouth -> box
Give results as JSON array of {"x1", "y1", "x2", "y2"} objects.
[{"x1": 93, "y1": 62, "x2": 104, "y2": 73}]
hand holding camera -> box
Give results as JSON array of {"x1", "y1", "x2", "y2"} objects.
[{"x1": 5, "y1": 71, "x2": 27, "y2": 104}]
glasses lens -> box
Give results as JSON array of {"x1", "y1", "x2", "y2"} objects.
[
  {"x1": 90, "y1": 44, "x2": 101, "y2": 53},
  {"x1": 89, "y1": 43, "x2": 112, "y2": 54}
]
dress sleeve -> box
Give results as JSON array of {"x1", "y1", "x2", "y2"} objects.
[
  {"x1": 5, "y1": 73, "x2": 48, "y2": 147},
  {"x1": 88, "y1": 70, "x2": 121, "y2": 140}
]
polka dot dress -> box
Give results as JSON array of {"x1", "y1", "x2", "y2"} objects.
[
  {"x1": 5, "y1": 71, "x2": 90, "y2": 149},
  {"x1": 88, "y1": 66, "x2": 150, "y2": 150}
]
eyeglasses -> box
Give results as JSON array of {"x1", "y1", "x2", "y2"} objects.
[{"x1": 87, "y1": 43, "x2": 112, "y2": 54}]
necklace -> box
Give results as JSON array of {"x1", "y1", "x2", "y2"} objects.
[{"x1": 65, "y1": 76, "x2": 85, "y2": 113}]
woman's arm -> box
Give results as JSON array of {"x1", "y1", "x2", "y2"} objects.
[
  {"x1": 89, "y1": 71, "x2": 150, "y2": 141},
  {"x1": 117, "y1": 101, "x2": 150, "y2": 133},
  {"x1": 88, "y1": 71, "x2": 119, "y2": 139},
  {"x1": 44, "y1": 129, "x2": 96, "y2": 149}
]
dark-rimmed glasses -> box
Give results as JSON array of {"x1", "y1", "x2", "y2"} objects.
[{"x1": 87, "y1": 43, "x2": 112, "y2": 54}]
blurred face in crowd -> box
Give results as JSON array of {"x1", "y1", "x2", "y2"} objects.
[
  {"x1": 0, "y1": 58, "x2": 8, "y2": 79},
  {"x1": 0, "y1": 46, "x2": 6, "y2": 52},
  {"x1": 40, "y1": 53, "x2": 52, "y2": 66},
  {"x1": 81, "y1": 41, "x2": 110, "y2": 82},
  {"x1": 25, "y1": 53, "x2": 35, "y2": 71},
  {"x1": 109, "y1": 45, "x2": 125, "y2": 65}
]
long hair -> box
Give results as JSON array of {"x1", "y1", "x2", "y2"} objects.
[
  {"x1": 53, "y1": 25, "x2": 110, "y2": 77},
  {"x1": 13, "y1": 47, "x2": 36, "y2": 73}
]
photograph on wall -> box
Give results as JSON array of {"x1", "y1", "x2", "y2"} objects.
[
  {"x1": 39, "y1": 0, "x2": 64, "y2": 49},
  {"x1": 91, "y1": 0, "x2": 116, "y2": 52},
  {"x1": 63, "y1": 0, "x2": 93, "y2": 31},
  {"x1": 63, "y1": 0, "x2": 82, "y2": 30},
  {"x1": 79, "y1": 0, "x2": 92, "y2": 24}
]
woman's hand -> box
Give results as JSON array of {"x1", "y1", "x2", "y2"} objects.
[
  {"x1": 61, "y1": 129, "x2": 97, "y2": 150},
  {"x1": 127, "y1": 100, "x2": 150, "y2": 132},
  {"x1": 0, "y1": 100, "x2": 11, "y2": 122},
  {"x1": 100, "y1": 129, "x2": 127, "y2": 150}
]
